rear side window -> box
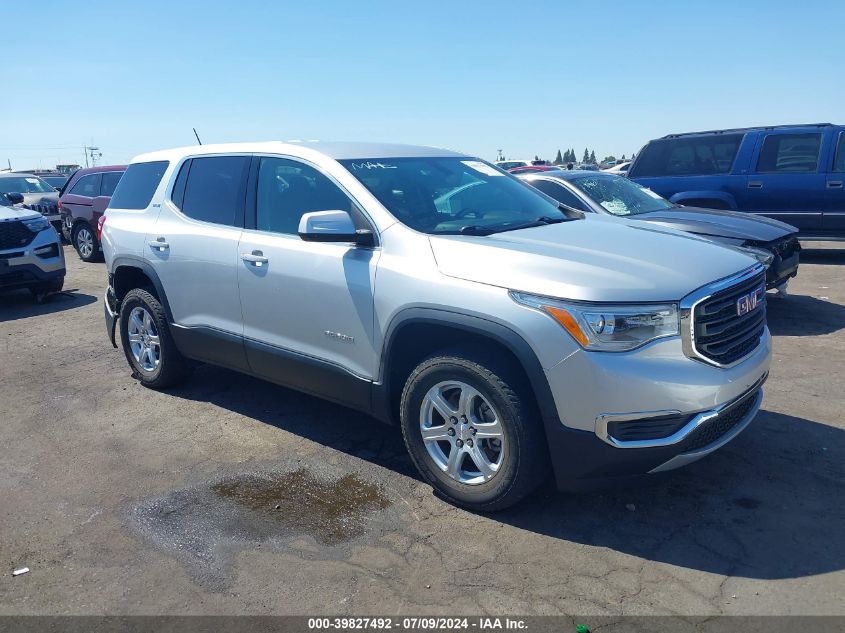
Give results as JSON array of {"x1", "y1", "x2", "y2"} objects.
[
  {"x1": 100, "y1": 171, "x2": 123, "y2": 197},
  {"x1": 69, "y1": 173, "x2": 101, "y2": 196},
  {"x1": 110, "y1": 161, "x2": 169, "y2": 210},
  {"x1": 630, "y1": 134, "x2": 743, "y2": 177},
  {"x1": 756, "y1": 133, "x2": 821, "y2": 173},
  {"x1": 181, "y1": 156, "x2": 250, "y2": 227},
  {"x1": 832, "y1": 132, "x2": 844, "y2": 172}
]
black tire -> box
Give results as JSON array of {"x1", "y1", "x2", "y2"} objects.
[
  {"x1": 119, "y1": 288, "x2": 190, "y2": 389},
  {"x1": 28, "y1": 276, "x2": 64, "y2": 302},
  {"x1": 72, "y1": 222, "x2": 102, "y2": 262},
  {"x1": 399, "y1": 347, "x2": 549, "y2": 511}
]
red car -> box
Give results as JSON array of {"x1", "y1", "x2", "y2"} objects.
[
  {"x1": 59, "y1": 165, "x2": 126, "y2": 261},
  {"x1": 508, "y1": 164, "x2": 561, "y2": 174}
]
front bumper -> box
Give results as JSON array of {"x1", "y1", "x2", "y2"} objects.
[
  {"x1": 541, "y1": 329, "x2": 771, "y2": 490},
  {"x1": 0, "y1": 230, "x2": 66, "y2": 291}
]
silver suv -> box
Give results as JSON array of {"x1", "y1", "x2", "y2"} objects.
[
  {"x1": 102, "y1": 142, "x2": 771, "y2": 510},
  {"x1": 1, "y1": 198, "x2": 65, "y2": 300}
]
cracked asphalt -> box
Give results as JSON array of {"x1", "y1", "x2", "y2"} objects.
[{"x1": 1, "y1": 243, "x2": 843, "y2": 615}]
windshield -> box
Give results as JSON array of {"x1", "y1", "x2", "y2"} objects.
[
  {"x1": 339, "y1": 157, "x2": 566, "y2": 234},
  {"x1": 570, "y1": 174, "x2": 674, "y2": 216},
  {"x1": 0, "y1": 175, "x2": 55, "y2": 194}
]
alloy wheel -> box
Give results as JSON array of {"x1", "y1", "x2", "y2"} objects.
[
  {"x1": 419, "y1": 380, "x2": 505, "y2": 485},
  {"x1": 127, "y1": 307, "x2": 161, "y2": 373},
  {"x1": 76, "y1": 227, "x2": 94, "y2": 258}
]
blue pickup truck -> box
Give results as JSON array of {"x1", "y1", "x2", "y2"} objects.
[{"x1": 628, "y1": 123, "x2": 844, "y2": 239}]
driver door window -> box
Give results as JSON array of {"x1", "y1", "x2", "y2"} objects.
[{"x1": 255, "y1": 157, "x2": 359, "y2": 235}]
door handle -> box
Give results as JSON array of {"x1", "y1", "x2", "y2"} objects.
[
  {"x1": 828, "y1": 180, "x2": 843, "y2": 189},
  {"x1": 240, "y1": 250, "x2": 269, "y2": 266},
  {"x1": 747, "y1": 181, "x2": 763, "y2": 189},
  {"x1": 148, "y1": 238, "x2": 169, "y2": 251}
]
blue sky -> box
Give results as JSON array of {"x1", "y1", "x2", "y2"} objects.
[{"x1": 2, "y1": 0, "x2": 842, "y2": 169}]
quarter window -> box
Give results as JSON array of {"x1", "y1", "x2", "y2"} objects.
[
  {"x1": 100, "y1": 172, "x2": 123, "y2": 197},
  {"x1": 181, "y1": 156, "x2": 250, "y2": 227},
  {"x1": 834, "y1": 132, "x2": 845, "y2": 173},
  {"x1": 255, "y1": 157, "x2": 356, "y2": 235},
  {"x1": 756, "y1": 133, "x2": 822, "y2": 173},
  {"x1": 110, "y1": 161, "x2": 169, "y2": 210},
  {"x1": 69, "y1": 173, "x2": 101, "y2": 197}
]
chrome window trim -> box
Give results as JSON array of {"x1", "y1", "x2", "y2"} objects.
[
  {"x1": 680, "y1": 263, "x2": 766, "y2": 368},
  {"x1": 595, "y1": 372, "x2": 767, "y2": 449}
]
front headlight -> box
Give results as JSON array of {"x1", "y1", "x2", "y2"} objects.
[
  {"x1": 22, "y1": 216, "x2": 50, "y2": 233},
  {"x1": 511, "y1": 292, "x2": 679, "y2": 351},
  {"x1": 730, "y1": 244, "x2": 774, "y2": 268}
]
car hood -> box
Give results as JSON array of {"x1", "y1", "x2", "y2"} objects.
[
  {"x1": 634, "y1": 206, "x2": 797, "y2": 242},
  {"x1": 20, "y1": 191, "x2": 59, "y2": 205},
  {"x1": 429, "y1": 215, "x2": 758, "y2": 302},
  {"x1": 0, "y1": 205, "x2": 40, "y2": 222}
]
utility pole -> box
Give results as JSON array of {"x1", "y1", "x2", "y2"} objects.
[{"x1": 84, "y1": 146, "x2": 102, "y2": 167}]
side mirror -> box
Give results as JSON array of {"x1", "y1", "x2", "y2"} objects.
[
  {"x1": 92, "y1": 195, "x2": 110, "y2": 215},
  {"x1": 298, "y1": 210, "x2": 374, "y2": 246},
  {"x1": 5, "y1": 192, "x2": 24, "y2": 205}
]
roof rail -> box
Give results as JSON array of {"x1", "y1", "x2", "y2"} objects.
[{"x1": 661, "y1": 123, "x2": 834, "y2": 139}]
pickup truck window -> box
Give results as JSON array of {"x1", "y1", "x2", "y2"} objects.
[
  {"x1": 756, "y1": 133, "x2": 821, "y2": 173},
  {"x1": 630, "y1": 134, "x2": 742, "y2": 177},
  {"x1": 340, "y1": 157, "x2": 566, "y2": 235},
  {"x1": 834, "y1": 132, "x2": 845, "y2": 172}
]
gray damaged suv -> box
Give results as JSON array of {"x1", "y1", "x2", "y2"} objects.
[
  {"x1": 102, "y1": 143, "x2": 771, "y2": 510},
  {"x1": 1, "y1": 196, "x2": 65, "y2": 299}
]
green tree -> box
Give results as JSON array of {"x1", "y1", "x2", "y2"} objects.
[
  {"x1": 583, "y1": 148, "x2": 590, "y2": 164},
  {"x1": 554, "y1": 149, "x2": 563, "y2": 165},
  {"x1": 621, "y1": 154, "x2": 626, "y2": 160},
  {"x1": 589, "y1": 150, "x2": 596, "y2": 164},
  {"x1": 603, "y1": 155, "x2": 617, "y2": 164}
]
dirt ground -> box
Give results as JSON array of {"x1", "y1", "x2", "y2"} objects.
[{"x1": 1, "y1": 243, "x2": 843, "y2": 615}]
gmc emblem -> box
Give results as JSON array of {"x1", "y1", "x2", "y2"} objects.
[{"x1": 736, "y1": 287, "x2": 764, "y2": 316}]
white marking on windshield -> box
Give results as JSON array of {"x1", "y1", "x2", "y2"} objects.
[{"x1": 350, "y1": 161, "x2": 398, "y2": 170}]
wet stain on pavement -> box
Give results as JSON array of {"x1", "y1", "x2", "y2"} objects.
[
  {"x1": 130, "y1": 467, "x2": 394, "y2": 589},
  {"x1": 211, "y1": 469, "x2": 390, "y2": 545}
]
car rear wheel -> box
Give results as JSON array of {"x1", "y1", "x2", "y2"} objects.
[
  {"x1": 72, "y1": 222, "x2": 102, "y2": 262},
  {"x1": 399, "y1": 348, "x2": 549, "y2": 511},
  {"x1": 119, "y1": 288, "x2": 190, "y2": 389}
]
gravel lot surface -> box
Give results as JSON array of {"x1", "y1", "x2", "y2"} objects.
[{"x1": 1, "y1": 243, "x2": 843, "y2": 615}]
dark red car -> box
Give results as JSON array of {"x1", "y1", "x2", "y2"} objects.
[{"x1": 59, "y1": 165, "x2": 126, "y2": 261}]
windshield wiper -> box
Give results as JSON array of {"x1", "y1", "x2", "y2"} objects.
[{"x1": 458, "y1": 215, "x2": 568, "y2": 236}]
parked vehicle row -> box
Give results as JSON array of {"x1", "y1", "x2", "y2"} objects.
[
  {"x1": 628, "y1": 123, "x2": 845, "y2": 239},
  {"x1": 58, "y1": 165, "x2": 126, "y2": 261},
  {"x1": 101, "y1": 142, "x2": 771, "y2": 511},
  {"x1": 518, "y1": 169, "x2": 800, "y2": 292},
  {"x1": 0, "y1": 172, "x2": 61, "y2": 233}
]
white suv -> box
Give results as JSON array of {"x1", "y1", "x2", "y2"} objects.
[{"x1": 102, "y1": 142, "x2": 771, "y2": 510}]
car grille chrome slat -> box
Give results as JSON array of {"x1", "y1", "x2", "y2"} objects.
[
  {"x1": 681, "y1": 265, "x2": 767, "y2": 367},
  {"x1": 0, "y1": 221, "x2": 36, "y2": 250}
]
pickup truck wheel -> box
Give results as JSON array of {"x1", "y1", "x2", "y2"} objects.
[
  {"x1": 119, "y1": 288, "x2": 189, "y2": 389},
  {"x1": 400, "y1": 349, "x2": 548, "y2": 511},
  {"x1": 72, "y1": 222, "x2": 102, "y2": 262}
]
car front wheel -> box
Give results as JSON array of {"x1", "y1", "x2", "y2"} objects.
[{"x1": 400, "y1": 348, "x2": 548, "y2": 511}]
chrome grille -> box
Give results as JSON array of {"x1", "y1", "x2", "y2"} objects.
[{"x1": 693, "y1": 272, "x2": 766, "y2": 365}]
